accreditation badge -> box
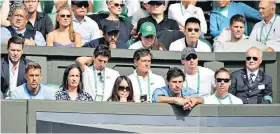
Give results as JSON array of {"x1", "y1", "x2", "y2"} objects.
[{"x1": 95, "y1": 95, "x2": 103, "y2": 101}]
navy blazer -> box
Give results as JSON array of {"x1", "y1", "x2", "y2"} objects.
[
  {"x1": 229, "y1": 68, "x2": 272, "y2": 104},
  {"x1": 1, "y1": 56, "x2": 31, "y2": 94}
]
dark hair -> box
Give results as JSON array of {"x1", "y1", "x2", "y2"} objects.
[
  {"x1": 7, "y1": 36, "x2": 25, "y2": 49},
  {"x1": 25, "y1": 62, "x2": 41, "y2": 73},
  {"x1": 133, "y1": 48, "x2": 153, "y2": 61},
  {"x1": 166, "y1": 67, "x2": 185, "y2": 82},
  {"x1": 214, "y1": 67, "x2": 230, "y2": 79},
  {"x1": 93, "y1": 45, "x2": 111, "y2": 58},
  {"x1": 137, "y1": 34, "x2": 167, "y2": 50},
  {"x1": 230, "y1": 14, "x2": 246, "y2": 25},
  {"x1": 185, "y1": 17, "x2": 200, "y2": 27},
  {"x1": 108, "y1": 76, "x2": 134, "y2": 102},
  {"x1": 60, "y1": 64, "x2": 83, "y2": 93}
]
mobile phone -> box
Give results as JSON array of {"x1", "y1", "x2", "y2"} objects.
[{"x1": 140, "y1": 94, "x2": 147, "y2": 102}]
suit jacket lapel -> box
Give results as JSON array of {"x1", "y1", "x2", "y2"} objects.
[
  {"x1": 2, "y1": 57, "x2": 10, "y2": 87},
  {"x1": 17, "y1": 59, "x2": 26, "y2": 86},
  {"x1": 241, "y1": 68, "x2": 250, "y2": 87},
  {"x1": 251, "y1": 70, "x2": 263, "y2": 88}
]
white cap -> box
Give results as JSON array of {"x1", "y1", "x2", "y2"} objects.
[{"x1": 143, "y1": 0, "x2": 150, "y2": 4}]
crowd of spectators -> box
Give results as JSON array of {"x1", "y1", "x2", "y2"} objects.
[{"x1": 0, "y1": 0, "x2": 278, "y2": 108}]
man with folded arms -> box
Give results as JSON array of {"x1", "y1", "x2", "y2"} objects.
[
  {"x1": 152, "y1": 67, "x2": 203, "y2": 110},
  {"x1": 204, "y1": 68, "x2": 243, "y2": 104},
  {"x1": 229, "y1": 47, "x2": 273, "y2": 104}
]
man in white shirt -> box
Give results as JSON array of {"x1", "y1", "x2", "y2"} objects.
[
  {"x1": 204, "y1": 68, "x2": 243, "y2": 104},
  {"x1": 169, "y1": 17, "x2": 211, "y2": 52},
  {"x1": 168, "y1": 0, "x2": 207, "y2": 34},
  {"x1": 250, "y1": 0, "x2": 280, "y2": 51},
  {"x1": 214, "y1": 14, "x2": 274, "y2": 52},
  {"x1": 1, "y1": 37, "x2": 32, "y2": 98},
  {"x1": 76, "y1": 45, "x2": 120, "y2": 101},
  {"x1": 181, "y1": 47, "x2": 215, "y2": 98},
  {"x1": 128, "y1": 48, "x2": 166, "y2": 103},
  {"x1": 71, "y1": 0, "x2": 100, "y2": 45}
]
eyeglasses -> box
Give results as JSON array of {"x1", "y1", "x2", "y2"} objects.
[
  {"x1": 246, "y1": 56, "x2": 258, "y2": 61},
  {"x1": 107, "y1": 31, "x2": 119, "y2": 37},
  {"x1": 186, "y1": 54, "x2": 197, "y2": 61},
  {"x1": 216, "y1": 78, "x2": 230, "y2": 83},
  {"x1": 75, "y1": 3, "x2": 89, "y2": 8},
  {"x1": 113, "y1": 3, "x2": 125, "y2": 8},
  {"x1": 60, "y1": 14, "x2": 71, "y2": 18},
  {"x1": 186, "y1": 28, "x2": 200, "y2": 33},
  {"x1": 118, "y1": 86, "x2": 130, "y2": 91}
]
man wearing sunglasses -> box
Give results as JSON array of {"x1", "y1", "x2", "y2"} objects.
[
  {"x1": 152, "y1": 67, "x2": 203, "y2": 110},
  {"x1": 169, "y1": 17, "x2": 211, "y2": 52},
  {"x1": 1, "y1": 7, "x2": 46, "y2": 46},
  {"x1": 23, "y1": 0, "x2": 53, "y2": 40},
  {"x1": 204, "y1": 68, "x2": 243, "y2": 104},
  {"x1": 229, "y1": 47, "x2": 273, "y2": 104},
  {"x1": 83, "y1": 23, "x2": 127, "y2": 49},
  {"x1": 214, "y1": 14, "x2": 274, "y2": 52},
  {"x1": 180, "y1": 47, "x2": 215, "y2": 98},
  {"x1": 71, "y1": 0, "x2": 100, "y2": 45}
]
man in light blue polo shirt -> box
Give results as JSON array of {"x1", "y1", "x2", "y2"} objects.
[
  {"x1": 10, "y1": 62, "x2": 54, "y2": 100},
  {"x1": 71, "y1": 0, "x2": 100, "y2": 45},
  {"x1": 152, "y1": 67, "x2": 203, "y2": 110}
]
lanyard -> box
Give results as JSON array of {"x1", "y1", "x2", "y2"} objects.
[
  {"x1": 185, "y1": 70, "x2": 200, "y2": 94},
  {"x1": 93, "y1": 68, "x2": 105, "y2": 97},
  {"x1": 180, "y1": 2, "x2": 185, "y2": 16},
  {"x1": 215, "y1": 93, "x2": 232, "y2": 104},
  {"x1": 136, "y1": 73, "x2": 151, "y2": 101},
  {"x1": 143, "y1": 9, "x2": 148, "y2": 17},
  {"x1": 260, "y1": 16, "x2": 277, "y2": 43}
]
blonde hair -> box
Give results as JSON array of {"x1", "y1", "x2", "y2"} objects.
[{"x1": 55, "y1": 5, "x2": 75, "y2": 42}]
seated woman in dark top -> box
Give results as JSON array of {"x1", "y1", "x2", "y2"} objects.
[
  {"x1": 56, "y1": 64, "x2": 93, "y2": 101},
  {"x1": 47, "y1": 6, "x2": 82, "y2": 47},
  {"x1": 107, "y1": 76, "x2": 134, "y2": 102}
]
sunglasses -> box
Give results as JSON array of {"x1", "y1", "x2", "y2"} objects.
[
  {"x1": 107, "y1": 31, "x2": 119, "y2": 37},
  {"x1": 216, "y1": 78, "x2": 230, "y2": 83},
  {"x1": 113, "y1": 3, "x2": 125, "y2": 8},
  {"x1": 186, "y1": 28, "x2": 200, "y2": 33},
  {"x1": 76, "y1": 3, "x2": 89, "y2": 8},
  {"x1": 60, "y1": 14, "x2": 71, "y2": 18},
  {"x1": 149, "y1": 2, "x2": 163, "y2": 6},
  {"x1": 186, "y1": 54, "x2": 197, "y2": 61},
  {"x1": 246, "y1": 56, "x2": 258, "y2": 61},
  {"x1": 118, "y1": 86, "x2": 130, "y2": 91}
]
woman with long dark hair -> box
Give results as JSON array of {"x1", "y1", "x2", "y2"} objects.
[
  {"x1": 108, "y1": 76, "x2": 134, "y2": 102},
  {"x1": 47, "y1": 6, "x2": 82, "y2": 47},
  {"x1": 55, "y1": 64, "x2": 93, "y2": 101}
]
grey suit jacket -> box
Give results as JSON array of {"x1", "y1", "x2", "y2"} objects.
[
  {"x1": 229, "y1": 68, "x2": 272, "y2": 104},
  {"x1": 1, "y1": 56, "x2": 31, "y2": 95}
]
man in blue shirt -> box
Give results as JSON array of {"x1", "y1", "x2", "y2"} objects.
[
  {"x1": 152, "y1": 67, "x2": 203, "y2": 110},
  {"x1": 10, "y1": 62, "x2": 54, "y2": 100}
]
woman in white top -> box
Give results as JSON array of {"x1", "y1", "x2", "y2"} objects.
[
  {"x1": 129, "y1": 22, "x2": 166, "y2": 50},
  {"x1": 168, "y1": 0, "x2": 207, "y2": 34}
]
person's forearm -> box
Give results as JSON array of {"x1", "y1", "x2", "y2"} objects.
[
  {"x1": 0, "y1": 0, "x2": 10, "y2": 26},
  {"x1": 55, "y1": 0, "x2": 68, "y2": 9},
  {"x1": 157, "y1": 96, "x2": 177, "y2": 104}
]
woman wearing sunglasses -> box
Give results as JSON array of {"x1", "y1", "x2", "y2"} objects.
[
  {"x1": 107, "y1": 76, "x2": 134, "y2": 102},
  {"x1": 56, "y1": 64, "x2": 93, "y2": 101},
  {"x1": 47, "y1": 6, "x2": 82, "y2": 47},
  {"x1": 129, "y1": 22, "x2": 166, "y2": 50}
]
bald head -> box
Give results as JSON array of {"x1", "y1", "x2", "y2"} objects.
[
  {"x1": 246, "y1": 47, "x2": 263, "y2": 72},
  {"x1": 246, "y1": 47, "x2": 263, "y2": 58}
]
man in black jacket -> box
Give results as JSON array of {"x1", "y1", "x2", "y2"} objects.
[
  {"x1": 229, "y1": 47, "x2": 273, "y2": 104},
  {"x1": 1, "y1": 37, "x2": 32, "y2": 98}
]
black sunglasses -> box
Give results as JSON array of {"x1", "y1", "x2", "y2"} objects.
[
  {"x1": 118, "y1": 86, "x2": 130, "y2": 91},
  {"x1": 186, "y1": 28, "x2": 200, "y2": 33},
  {"x1": 60, "y1": 14, "x2": 71, "y2": 18},
  {"x1": 216, "y1": 78, "x2": 230, "y2": 83},
  {"x1": 114, "y1": 3, "x2": 125, "y2": 8},
  {"x1": 149, "y1": 2, "x2": 163, "y2": 6},
  {"x1": 246, "y1": 56, "x2": 258, "y2": 61},
  {"x1": 107, "y1": 31, "x2": 119, "y2": 37},
  {"x1": 76, "y1": 3, "x2": 89, "y2": 8},
  {"x1": 186, "y1": 54, "x2": 197, "y2": 61}
]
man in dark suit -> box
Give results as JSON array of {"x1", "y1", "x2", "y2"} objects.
[
  {"x1": 229, "y1": 47, "x2": 272, "y2": 104},
  {"x1": 1, "y1": 36, "x2": 31, "y2": 98}
]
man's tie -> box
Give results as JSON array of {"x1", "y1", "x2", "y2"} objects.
[
  {"x1": 249, "y1": 73, "x2": 255, "y2": 86},
  {"x1": 17, "y1": 34, "x2": 24, "y2": 38}
]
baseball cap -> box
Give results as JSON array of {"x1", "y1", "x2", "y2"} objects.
[
  {"x1": 148, "y1": 0, "x2": 165, "y2": 5},
  {"x1": 103, "y1": 23, "x2": 120, "y2": 33},
  {"x1": 143, "y1": 0, "x2": 151, "y2": 4},
  {"x1": 181, "y1": 47, "x2": 197, "y2": 60},
  {"x1": 71, "y1": 0, "x2": 89, "y2": 6},
  {"x1": 139, "y1": 22, "x2": 156, "y2": 37}
]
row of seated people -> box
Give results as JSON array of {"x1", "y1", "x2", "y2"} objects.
[
  {"x1": 1, "y1": 37, "x2": 273, "y2": 108},
  {"x1": 0, "y1": 0, "x2": 279, "y2": 51}
]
